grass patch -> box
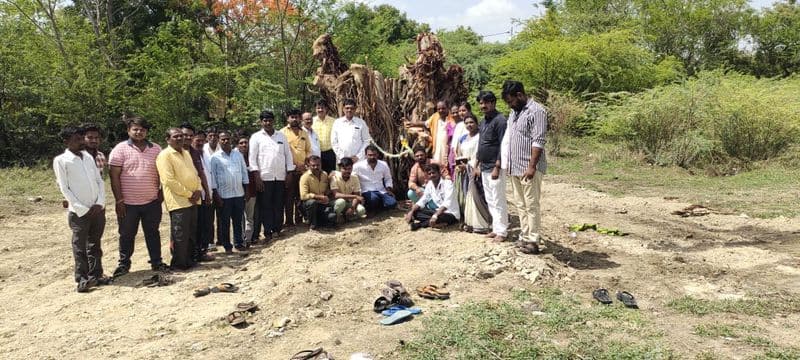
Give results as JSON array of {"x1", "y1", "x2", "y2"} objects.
[
  {"x1": 398, "y1": 288, "x2": 673, "y2": 359},
  {"x1": 693, "y1": 323, "x2": 738, "y2": 338},
  {"x1": 667, "y1": 295, "x2": 800, "y2": 317},
  {"x1": 753, "y1": 347, "x2": 800, "y2": 360},
  {"x1": 0, "y1": 166, "x2": 67, "y2": 218},
  {"x1": 549, "y1": 137, "x2": 800, "y2": 218}
]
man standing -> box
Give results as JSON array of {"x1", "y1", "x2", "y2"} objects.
[
  {"x1": 426, "y1": 101, "x2": 450, "y2": 165},
  {"x1": 203, "y1": 127, "x2": 222, "y2": 159},
  {"x1": 501, "y1": 80, "x2": 548, "y2": 254},
  {"x1": 353, "y1": 145, "x2": 396, "y2": 214},
  {"x1": 108, "y1": 115, "x2": 167, "y2": 276},
  {"x1": 236, "y1": 131, "x2": 259, "y2": 246},
  {"x1": 180, "y1": 124, "x2": 215, "y2": 262},
  {"x1": 330, "y1": 157, "x2": 366, "y2": 222},
  {"x1": 281, "y1": 109, "x2": 312, "y2": 227},
  {"x1": 303, "y1": 112, "x2": 322, "y2": 158},
  {"x1": 407, "y1": 146, "x2": 449, "y2": 204},
  {"x1": 474, "y1": 90, "x2": 509, "y2": 242},
  {"x1": 156, "y1": 128, "x2": 202, "y2": 270},
  {"x1": 249, "y1": 110, "x2": 295, "y2": 241},
  {"x1": 312, "y1": 99, "x2": 337, "y2": 172},
  {"x1": 331, "y1": 98, "x2": 372, "y2": 164},
  {"x1": 82, "y1": 123, "x2": 106, "y2": 176},
  {"x1": 210, "y1": 131, "x2": 249, "y2": 252},
  {"x1": 299, "y1": 155, "x2": 335, "y2": 229},
  {"x1": 404, "y1": 163, "x2": 459, "y2": 231},
  {"x1": 54, "y1": 125, "x2": 109, "y2": 292}
]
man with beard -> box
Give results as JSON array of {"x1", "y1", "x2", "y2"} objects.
[
  {"x1": 156, "y1": 128, "x2": 202, "y2": 270},
  {"x1": 108, "y1": 115, "x2": 167, "y2": 276},
  {"x1": 249, "y1": 110, "x2": 295, "y2": 241},
  {"x1": 299, "y1": 155, "x2": 335, "y2": 229},
  {"x1": 353, "y1": 145, "x2": 396, "y2": 215},
  {"x1": 54, "y1": 125, "x2": 109, "y2": 292}
]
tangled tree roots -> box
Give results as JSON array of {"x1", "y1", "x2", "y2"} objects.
[{"x1": 312, "y1": 32, "x2": 468, "y2": 196}]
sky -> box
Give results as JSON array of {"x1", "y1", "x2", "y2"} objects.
[{"x1": 354, "y1": 0, "x2": 779, "y2": 43}]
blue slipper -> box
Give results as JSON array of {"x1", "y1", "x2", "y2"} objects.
[
  {"x1": 381, "y1": 306, "x2": 422, "y2": 317},
  {"x1": 379, "y1": 309, "x2": 413, "y2": 325}
]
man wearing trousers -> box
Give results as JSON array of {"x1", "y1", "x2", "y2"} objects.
[{"x1": 474, "y1": 90, "x2": 509, "y2": 242}]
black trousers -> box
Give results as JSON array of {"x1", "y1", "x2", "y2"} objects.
[
  {"x1": 68, "y1": 210, "x2": 105, "y2": 283},
  {"x1": 258, "y1": 180, "x2": 285, "y2": 235},
  {"x1": 302, "y1": 199, "x2": 334, "y2": 227},
  {"x1": 195, "y1": 203, "x2": 214, "y2": 259},
  {"x1": 169, "y1": 206, "x2": 197, "y2": 270},
  {"x1": 117, "y1": 199, "x2": 162, "y2": 269},
  {"x1": 321, "y1": 149, "x2": 336, "y2": 173},
  {"x1": 413, "y1": 209, "x2": 458, "y2": 228}
]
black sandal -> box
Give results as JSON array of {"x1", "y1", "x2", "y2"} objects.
[
  {"x1": 592, "y1": 288, "x2": 613, "y2": 304},
  {"x1": 616, "y1": 291, "x2": 639, "y2": 308}
]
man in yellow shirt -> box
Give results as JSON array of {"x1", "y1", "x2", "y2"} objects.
[
  {"x1": 281, "y1": 109, "x2": 312, "y2": 227},
  {"x1": 312, "y1": 99, "x2": 337, "y2": 172},
  {"x1": 330, "y1": 157, "x2": 366, "y2": 222},
  {"x1": 156, "y1": 128, "x2": 202, "y2": 270},
  {"x1": 299, "y1": 155, "x2": 336, "y2": 230}
]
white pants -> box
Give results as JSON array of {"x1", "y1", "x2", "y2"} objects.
[
  {"x1": 481, "y1": 170, "x2": 509, "y2": 237},
  {"x1": 509, "y1": 173, "x2": 543, "y2": 244}
]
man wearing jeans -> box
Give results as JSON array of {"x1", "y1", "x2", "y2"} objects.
[
  {"x1": 210, "y1": 131, "x2": 249, "y2": 252},
  {"x1": 54, "y1": 125, "x2": 109, "y2": 292},
  {"x1": 108, "y1": 115, "x2": 167, "y2": 276},
  {"x1": 474, "y1": 90, "x2": 509, "y2": 242},
  {"x1": 501, "y1": 80, "x2": 548, "y2": 254},
  {"x1": 353, "y1": 145, "x2": 396, "y2": 215},
  {"x1": 249, "y1": 110, "x2": 295, "y2": 241}
]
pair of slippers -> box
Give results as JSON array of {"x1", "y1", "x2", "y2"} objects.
[
  {"x1": 194, "y1": 283, "x2": 238, "y2": 297},
  {"x1": 138, "y1": 274, "x2": 173, "y2": 287},
  {"x1": 416, "y1": 284, "x2": 450, "y2": 300},
  {"x1": 379, "y1": 305, "x2": 422, "y2": 326},
  {"x1": 290, "y1": 347, "x2": 334, "y2": 360},
  {"x1": 226, "y1": 301, "x2": 259, "y2": 327},
  {"x1": 593, "y1": 289, "x2": 638, "y2": 308},
  {"x1": 373, "y1": 280, "x2": 414, "y2": 312}
]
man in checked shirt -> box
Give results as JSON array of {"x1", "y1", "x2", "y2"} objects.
[{"x1": 501, "y1": 80, "x2": 548, "y2": 255}]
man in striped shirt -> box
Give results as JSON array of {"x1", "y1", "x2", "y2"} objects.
[
  {"x1": 108, "y1": 115, "x2": 168, "y2": 276},
  {"x1": 501, "y1": 80, "x2": 548, "y2": 255}
]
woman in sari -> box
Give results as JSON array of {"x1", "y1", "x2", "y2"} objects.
[{"x1": 453, "y1": 116, "x2": 491, "y2": 233}]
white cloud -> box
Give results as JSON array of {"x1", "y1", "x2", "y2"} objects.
[{"x1": 422, "y1": 0, "x2": 531, "y2": 42}]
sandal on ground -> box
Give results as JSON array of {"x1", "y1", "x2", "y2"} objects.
[
  {"x1": 381, "y1": 305, "x2": 422, "y2": 317},
  {"x1": 373, "y1": 296, "x2": 392, "y2": 313},
  {"x1": 517, "y1": 241, "x2": 540, "y2": 255},
  {"x1": 210, "y1": 283, "x2": 238, "y2": 293},
  {"x1": 193, "y1": 287, "x2": 212, "y2": 297},
  {"x1": 592, "y1": 288, "x2": 613, "y2": 305},
  {"x1": 236, "y1": 301, "x2": 259, "y2": 312},
  {"x1": 226, "y1": 310, "x2": 247, "y2": 327},
  {"x1": 416, "y1": 285, "x2": 450, "y2": 300},
  {"x1": 290, "y1": 347, "x2": 323, "y2": 360},
  {"x1": 616, "y1": 291, "x2": 639, "y2": 308},
  {"x1": 380, "y1": 309, "x2": 413, "y2": 325},
  {"x1": 139, "y1": 274, "x2": 173, "y2": 287}
]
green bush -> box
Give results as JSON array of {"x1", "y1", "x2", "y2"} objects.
[{"x1": 599, "y1": 71, "x2": 800, "y2": 169}]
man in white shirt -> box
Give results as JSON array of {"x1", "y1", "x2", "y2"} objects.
[
  {"x1": 203, "y1": 126, "x2": 222, "y2": 159},
  {"x1": 249, "y1": 110, "x2": 296, "y2": 241},
  {"x1": 331, "y1": 98, "x2": 372, "y2": 163},
  {"x1": 54, "y1": 125, "x2": 109, "y2": 293},
  {"x1": 303, "y1": 112, "x2": 321, "y2": 157},
  {"x1": 404, "y1": 163, "x2": 459, "y2": 231},
  {"x1": 353, "y1": 145, "x2": 396, "y2": 214}
]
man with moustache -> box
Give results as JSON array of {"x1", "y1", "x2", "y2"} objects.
[
  {"x1": 331, "y1": 98, "x2": 372, "y2": 164},
  {"x1": 210, "y1": 131, "x2": 249, "y2": 252},
  {"x1": 474, "y1": 91, "x2": 509, "y2": 243},
  {"x1": 312, "y1": 99, "x2": 337, "y2": 172},
  {"x1": 281, "y1": 109, "x2": 312, "y2": 227},
  {"x1": 54, "y1": 125, "x2": 109, "y2": 292},
  {"x1": 108, "y1": 115, "x2": 167, "y2": 277},
  {"x1": 353, "y1": 145, "x2": 396, "y2": 215},
  {"x1": 156, "y1": 128, "x2": 202, "y2": 270},
  {"x1": 303, "y1": 112, "x2": 322, "y2": 158},
  {"x1": 249, "y1": 110, "x2": 295, "y2": 241},
  {"x1": 179, "y1": 124, "x2": 215, "y2": 261}
]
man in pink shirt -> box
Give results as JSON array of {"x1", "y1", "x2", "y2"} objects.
[{"x1": 108, "y1": 115, "x2": 167, "y2": 277}]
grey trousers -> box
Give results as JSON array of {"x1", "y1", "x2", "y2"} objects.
[{"x1": 68, "y1": 210, "x2": 106, "y2": 283}]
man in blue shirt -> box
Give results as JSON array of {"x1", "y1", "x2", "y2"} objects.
[{"x1": 210, "y1": 131, "x2": 250, "y2": 252}]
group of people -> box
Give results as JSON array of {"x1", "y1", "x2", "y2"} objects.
[{"x1": 54, "y1": 80, "x2": 548, "y2": 293}]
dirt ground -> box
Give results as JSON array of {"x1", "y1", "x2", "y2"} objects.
[{"x1": 0, "y1": 177, "x2": 798, "y2": 360}]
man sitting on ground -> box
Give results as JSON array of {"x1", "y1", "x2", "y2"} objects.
[
  {"x1": 407, "y1": 145, "x2": 449, "y2": 204},
  {"x1": 353, "y1": 145, "x2": 397, "y2": 214},
  {"x1": 330, "y1": 157, "x2": 366, "y2": 222},
  {"x1": 299, "y1": 155, "x2": 336, "y2": 229},
  {"x1": 404, "y1": 163, "x2": 460, "y2": 231}
]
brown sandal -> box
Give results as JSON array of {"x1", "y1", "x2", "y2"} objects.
[{"x1": 226, "y1": 311, "x2": 247, "y2": 327}]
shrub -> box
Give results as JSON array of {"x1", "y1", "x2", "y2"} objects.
[{"x1": 599, "y1": 71, "x2": 800, "y2": 169}]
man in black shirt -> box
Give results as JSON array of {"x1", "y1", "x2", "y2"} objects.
[{"x1": 473, "y1": 90, "x2": 509, "y2": 242}]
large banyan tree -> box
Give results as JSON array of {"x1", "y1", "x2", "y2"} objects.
[{"x1": 312, "y1": 33, "x2": 468, "y2": 196}]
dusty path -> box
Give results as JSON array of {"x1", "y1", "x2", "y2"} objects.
[{"x1": 0, "y1": 179, "x2": 798, "y2": 359}]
